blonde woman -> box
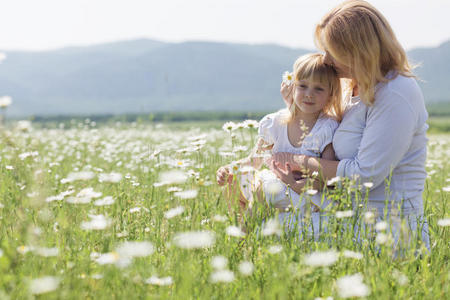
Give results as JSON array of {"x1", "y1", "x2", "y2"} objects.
[{"x1": 274, "y1": 0, "x2": 430, "y2": 250}]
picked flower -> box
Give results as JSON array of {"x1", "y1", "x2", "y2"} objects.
[{"x1": 282, "y1": 71, "x2": 294, "y2": 86}]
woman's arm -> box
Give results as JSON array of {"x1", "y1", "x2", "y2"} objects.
[{"x1": 335, "y1": 91, "x2": 418, "y2": 189}]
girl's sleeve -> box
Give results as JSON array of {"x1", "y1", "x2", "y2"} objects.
[
  {"x1": 258, "y1": 113, "x2": 277, "y2": 145},
  {"x1": 336, "y1": 89, "x2": 422, "y2": 189},
  {"x1": 318, "y1": 118, "x2": 339, "y2": 153},
  {"x1": 302, "y1": 118, "x2": 339, "y2": 155}
]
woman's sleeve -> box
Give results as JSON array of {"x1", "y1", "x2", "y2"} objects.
[
  {"x1": 336, "y1": 91, "x2": 419, "y2": 189},
  {"x1": 258, "y1": 113, "x2": 277, "y2": 145}
]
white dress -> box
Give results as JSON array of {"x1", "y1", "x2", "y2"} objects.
[{"x1": 240, "y1": 109, "x2": 339, "y2": 237}]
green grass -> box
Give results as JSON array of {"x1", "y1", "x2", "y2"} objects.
[
  {"x1": 428, "y1": 117, "x2": 450, "y2": 133},
  {"x1": 0, "y1": 121, "x2": 448, "y2": 299}
]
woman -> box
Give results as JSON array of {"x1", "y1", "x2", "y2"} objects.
[{"x1": 272, "y1": 0, "x2": 430, "y2": 250}]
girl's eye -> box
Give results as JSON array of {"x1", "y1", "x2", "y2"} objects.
[
  {"x1": 299, "y1": 84, "x2": 307, "y2": 89},
  {"x1": 314, "y1": 87, "x2": 324, "y2": 92}
]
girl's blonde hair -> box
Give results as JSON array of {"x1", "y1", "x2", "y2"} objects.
[
  {"x1": 314, "y1": 0, "x2": 414, "y2": 105},
  {"x1": 286, "y1": 53, "x2": 343, "y2": 122}
]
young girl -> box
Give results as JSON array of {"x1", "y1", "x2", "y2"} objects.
[{"x1": 216, "y1": 53, "x2": 342, "y2": 236}]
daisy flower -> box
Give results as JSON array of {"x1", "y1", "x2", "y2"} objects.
[{"x1": 282, "y1": 71, "x2": 294, "y2": 86}]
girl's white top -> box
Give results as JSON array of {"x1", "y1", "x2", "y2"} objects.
[
  {"x1": 259, "y1": 109, "x2": 339, "y2": 157},
  {"x1": 333, "y1": 72, "x2": 428, "y2": 215},
  {"x1": 257, "y1": 109, "x2": 339, "y2": 209}
]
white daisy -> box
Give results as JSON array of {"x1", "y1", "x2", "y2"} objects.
[
  {"x1": 303, "y1": 251, "x2": 338, "y2": 267},
  {"x1": 238, "y1": 261, "x2": 254, "y2": 276},
  {"x1": 164, "y1": 206, "x2": 185, "y2": 219},
  {"x1": 282, "y1": 71, "x2": 294, "y2": 86},
  {"x1": 211, "y1": 256, "x2": 228, "y2": 270},
  {"x1": 225, "y1": 226, "x2": 245, "y2": 237},
  {"x1": 172, "y1": 231, "x2": 215, "y2": 249},
  {"x1": 336, "y1": 273, "x2": 370, "y2": 298},
  {"x1": 210, "y1": 270, "x2": 235, "y2": 283},
  {"x1": 30, "y1": 276, "x2": 60, "y2": 295}
]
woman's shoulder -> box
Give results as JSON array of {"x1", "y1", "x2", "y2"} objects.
[
  {"x1": 377, "y1": 73, "x2": 423, "y2": 102},
  {"x1": 374, "y1": 72, "x2": 426, "y2": 114}
]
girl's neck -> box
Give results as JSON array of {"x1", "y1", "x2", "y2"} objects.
[{"x1": 293, "y1": 110, "x2": 321, "y2": 125}]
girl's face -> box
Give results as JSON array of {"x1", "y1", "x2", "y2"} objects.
[
  {"x1": 323, "y1": 51, "x2": 352, "y2": 79},
  {"x1": 293, "y1": 79, "x2": 331, "y2": 115}
]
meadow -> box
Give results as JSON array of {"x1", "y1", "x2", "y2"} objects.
[{"x1": 0, "y1": 119, "x2": 448, "y2": 299}]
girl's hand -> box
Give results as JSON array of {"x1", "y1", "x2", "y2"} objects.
[
  {"x1": 271, "y1": 161, "x2": 296, "y2": 186},
  {"x1": 280, "y1": 82, "x2": 294, "y2": 107},
  {"x1": 216, "y1": 165, "x2": 233, "y2": 186},
  {"x1": 271, "y1": 161, "x2": 307, "y2": 194},
  {"x1": 270, "y1": 152, "x2": 297, "y2": 171}
]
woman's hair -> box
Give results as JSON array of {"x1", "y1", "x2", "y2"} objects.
[
  {"x1": 314, "y1": 0, "x2": 414, "y2": 105},
  {"x1": 285, "y1": 53, "x2": 342, "y2": 122}
]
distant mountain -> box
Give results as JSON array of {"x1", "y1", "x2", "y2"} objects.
[
  {"x1": 408, "y1": 40, "x2": 450, "y2": 102},
  {"x1": 0, "y1": 39, "x2": 448, "y2": 116}
]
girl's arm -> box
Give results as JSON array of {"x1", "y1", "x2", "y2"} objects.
[
  {"x1": 233, "y1": 138, "x2": 272, "y2": 169},
  {"x1": 216, "y1": 138, "x2": 273, "y2": 186},
  {"x1": 275, "y1": 144, "x2": 336, "y2": 194},
  {"x1": 271, "y1": 152, "x2": 339, "y2": 183},
  {"x1": 281, "y1": 82, "x2": 294, "y2": 107}
]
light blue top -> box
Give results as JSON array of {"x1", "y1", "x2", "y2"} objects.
[{"x1": 333, "y1": 72, "x2": 428, "y2": 215}]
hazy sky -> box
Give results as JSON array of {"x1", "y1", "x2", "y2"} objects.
[{"x1": 1, "y1": 0, "x2": 449, "y2": 51}]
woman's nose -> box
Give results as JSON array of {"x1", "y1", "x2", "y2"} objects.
[{"x1": 323, "y1": 53, "x2": 333, "y2": 66}]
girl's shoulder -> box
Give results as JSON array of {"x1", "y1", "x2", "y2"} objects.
[
  {"x1": 302, "y1": 115, "x2": 340, "y2": 155},
  {"x1": 259, "y1": 109, "x2": 289, "y2": 128},
  {"x1": 316, "y1": 114, "x2": 340, "y2": 132},
  {"x1": 258, "y1": 109, "x2": 289, "y2": 144}
]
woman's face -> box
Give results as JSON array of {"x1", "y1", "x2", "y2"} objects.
[{"x1": 323, "y1": 51, "x2": 352, "y2": 79}]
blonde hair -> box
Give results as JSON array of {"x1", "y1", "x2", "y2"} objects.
[
  {"x1": 315, "y1": 0, "x2": 414, "y2": 105},
  {"x1": 286, "y1": 53, "x2": 343, "y2": 122}
]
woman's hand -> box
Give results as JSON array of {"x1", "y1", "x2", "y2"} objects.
[
  {"x1": 216, "y1": 165, "x2": 233, "y2": 186},
  {"x1": 280, "y1": 82, "x2": 294, "y2": 107}
]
